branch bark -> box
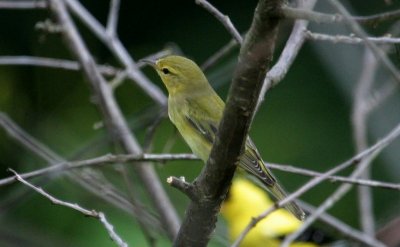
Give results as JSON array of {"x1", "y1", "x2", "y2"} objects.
[{"x1": 172, "y1": 0, "x2": 282, "y2": 246}]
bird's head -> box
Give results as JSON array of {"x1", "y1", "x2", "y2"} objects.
[{"x1": 143, "y1": 55, "x2": 209, "y2": 96}]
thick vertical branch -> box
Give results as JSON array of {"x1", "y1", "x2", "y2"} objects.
[
  {"x1": 47, "y1": 0, "x2": 180, "y2": 239},
  {"x1": 173, "y1": 0, "x2": 282, "y2": 246}
]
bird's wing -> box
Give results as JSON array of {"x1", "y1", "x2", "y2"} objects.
[
  {"x1": 184, "y1": 113, "x2": 218, "y2": 145},
  {"x1": 185, "y1": 98, "x2": 219, "y2": 145},
  {"x1": 240, "y1": 138, "x2": 276, "y2": 187}
]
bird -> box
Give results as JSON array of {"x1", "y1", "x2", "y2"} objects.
[
  {"x1": 143, "y1": 55, "x2": 305, "y2": 220},
  {"x1": 221, "y1": 178, "x2": 328, "y2": 247}
]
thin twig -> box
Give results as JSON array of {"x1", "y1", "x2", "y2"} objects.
[
  {"x1": 266, "y1": 163, "x2": 400, "y2": 190},
  {"x1": 282, "y1": 5, "x2": 400, "y2": 26},
  {"x1": 0, "y1": 49, "x2": 172, "y2": 90},
  {"x1": 0, "y1": 1, "x2": 46, "y2": 9},
  {"x1": 328, "y1": 0, "x2": 400, "y2": 83},
  {"x1": 0, "y1": 56, "x2": 122, "y2": 76},
  {"x1": 256, "y1": 0, "x2": 317, "y2": 112},
  {"x1": 167, "y1": 176, "x2": 196, "y2": 201},
  {"x1": 232, "y1": 121, "x2": 400, "y2": 247},
  {"x1": 305, "y1": 31, "x2": 400, "y2": 45},
  {"x1": 118, "y1": 167, "x2": 158, "y2": 247},
  {"x1": 352, "y1": 49, "x2": 376, "y2": 235},
  {"x1": 195, "y1": 0, "x2": 243, "y2": 44},
  {"x1": 33, "y1": 0, "x2": 181, "y2": 239},
  {"x1": 9, "y1": 169, "x2": 128, "y2": 247},
  {"x1": 0, "y1": 112, "x2": 160, "y2": 230},
  {"x1": 65, "y1": 0, "x2": 167, "y2": 106},
  {"x1": 281, "y1": 151, "x2": 383, "y2": 247},
  {"x1": 106, "y1": 0, "x2": 120, "y2": 37},
  {"x1": 299, "y1": 201, "x2": 385, "y2": 247},
  {"x1": 1, "y1": 153, "x2": 398, "y2": 190}
]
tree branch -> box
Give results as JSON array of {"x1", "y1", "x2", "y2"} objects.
[
  {"x1": 328, "y1": 0, "x2": 400, "y2": 84},
  {"x1": 64, "y1": 0, "x2": 167, "y2": 106},
  {"x1": 47, "y1": 0, "x2": 179, "y2": 239},
  {"x1": 9, "y1": 169, "x2": 128, "y2": 247},
  {"x1": 233, "y1": 120, "x2": 400, "y2": 246},
  {"x1": 1, "y1": 152, "x2": 398, "y2": 190},
  {"x1": 106, "y1": 0, "x2": 120, "y2": 37},
  {"x1": 352, "y1": 49, "x2": 376, "y2": 235},
  {"x1": 172, "y1": 0, "x2": 282, "y2": 246},
  {"x1": 281, "y1": 5, "x2": 400, "y2": 26},
  {"x1": 299, "y1": 202, "x2": 385, "y2": 247},
  {"x1": 0, "y1": 1, "x2": 46, "y2": 9},
  {"x1": 0, "y1": 112, "x2": 161, "y2": 233},
  {"x1": 195, "y1": 0, "x2": 243, "y2": 44},
  {"x1": 256, "y1": 0, "x2": 316, "y2": 110},
  {"x1": 305, "y1": 31, "x2": 400, "y2": 45}
]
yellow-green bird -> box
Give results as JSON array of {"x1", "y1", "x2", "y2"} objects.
[{"x1": 144, "y1": 55, "x2": 305, "y2": 220}]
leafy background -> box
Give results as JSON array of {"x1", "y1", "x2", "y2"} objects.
[{"x1": 0, "y1": 0, "x2": 399, "y2": 246}]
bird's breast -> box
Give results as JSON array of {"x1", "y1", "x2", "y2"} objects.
[{"x1": 168, "y1": 98, "x2": 212, "y2": 162}]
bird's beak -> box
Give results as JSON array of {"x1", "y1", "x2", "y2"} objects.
[{"x1": 139, "y1": 58, "x2": 157, "y2": 68}]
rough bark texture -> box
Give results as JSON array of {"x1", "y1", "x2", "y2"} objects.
[{"x1": 173, "y1": 0, "x2": 282, "y2": 246}]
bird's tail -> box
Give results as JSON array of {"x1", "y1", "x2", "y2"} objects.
[{"x1": 269, "y1": 181, "x2": 305, "y2": 221}]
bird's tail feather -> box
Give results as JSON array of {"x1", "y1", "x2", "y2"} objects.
[{"x1": 269, "y1": 182, "x2": 305, "y2": 221}]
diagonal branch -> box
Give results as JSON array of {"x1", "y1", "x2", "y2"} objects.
[
  {"x1": 64, "y1": 0, "x2": 167, "y2": 105},
  {"x1": 256, "y1": 0, "x2": 317, "y2": 111},
  {"x1": 173, "y1": 0, "x2": 282, "y2": 246},
  {"x1": 9, "y1": 169, "x2": 128, "y2": 247},
  {"x1": 233, "y1": 120, "x2": 400, "y2": 246},
  {"x1": 0, "y1": 112, "x2": 161, "y2": 232},
  {"x1": 195, "y1": 0, "x2": 243, "y2": 44},
  {"x1": 46, "y1": 0, "x2": 179, "y2": 240},
  {"x1": 328, "y1": 0, "x2": 400, "y2": 84}
]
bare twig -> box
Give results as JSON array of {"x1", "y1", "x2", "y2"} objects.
[
  {"x1": 305, "y1": 31, "x2": 400, "y2": 45},
  {"x1": 106, "y1": 0, "x2": 120, "y2": 37},
  {"x1": 232, "y1": 121, "x2": 400, "y2": 247},
  {"x1": 195, "y1": 0, "x2": 243, "y2": 44},
  {"x1": 0, "y1": 112, "x2": 160, "y2": 230},
  {"x1": 64, "y1": 0, "x2": 167, "y2": 106},
  {"x1": 282, "y1": 5, "x2": 400, "y2": 26},
  {"x1": 1, "y1": 153, "x2": 398, "y2": 190},
  {"x1": 281, "y1": 152, "x2": 383, "y2": 247},
  {"x1": 352, "y1": 49, "x2": 376, "y2": 235},
  {"x1": 42, "y1": 0, "x2": 181, "y2": 239},
  {"x1": 118, "y1": 168, "x2": 158, "y2": 247},
  {"x1": 0, "y1": 1, "x2": 46, "y2": 9},
  {"x1": 167, "y1": 176, "x2": 196, "y2": 201},
  {"x1": 0, "y1": 56, "x2": 122, "y2": 76},
  {"x1": 266, "y1": 163, "x2": 400, "y2": 190},
  {"x1": 0, "y1": 48, "x2": 172, "y2": 89},
  {"x1": 328, "y1": 0, "x2": 400, "y2": 83},
  {"x1": 9, "y1": 169, "x2": 128, "y2": 247},
  {"x1": 299, "y1": 202, "x2": 386, "y2": 247},
  {"x1": 256, "y1": 0, "x2": 317, "y2": 112}
]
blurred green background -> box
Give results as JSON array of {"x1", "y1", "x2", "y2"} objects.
[{"x1": 0, "y1": 0, "x2": 399, "y2": 246}]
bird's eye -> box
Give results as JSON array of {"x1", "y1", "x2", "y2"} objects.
[{"x1": 162, "y1": 68, "x2": 170, "y2": 74}]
